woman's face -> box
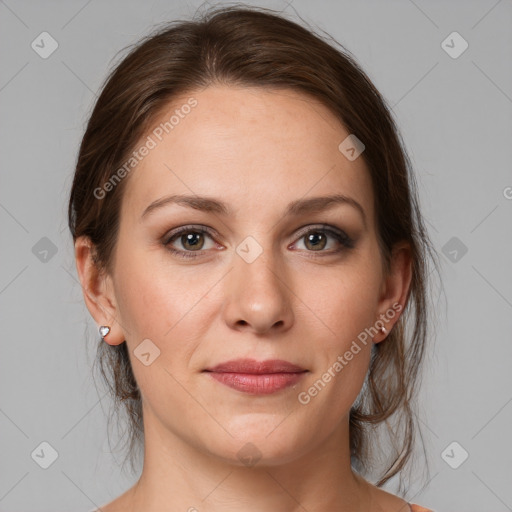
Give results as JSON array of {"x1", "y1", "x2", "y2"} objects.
[{"x1": 91, "y1": 85, "x2": 408, "y2": 466}]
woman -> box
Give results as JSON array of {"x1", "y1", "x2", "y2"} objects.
[{"x1": 69, "y1": 5, "x2": 440, "y2": 511}]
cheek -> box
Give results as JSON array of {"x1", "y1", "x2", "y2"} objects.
[
  {"x1": 111, "y1": 252, "x2": 205, "y2": 408},
  {"x1": 112, "y1": 247, "x2": 218, "y2": 369},
  {"x1": 297, "y1": 259, "x2": 382, "y2": 350},
  {"x1": 113, "y1": 243, "x2": 198, "y2": 335},
  {"x1": 113, "y1": 253, "x2": 169, "y2": 336},
  {"x1": 292, "y1": 256, "x2": 381, "y2": 412}
]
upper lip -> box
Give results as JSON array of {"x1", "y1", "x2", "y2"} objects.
[{"x1": 203, "y1": 358, "x2": 307, "y2": 374}]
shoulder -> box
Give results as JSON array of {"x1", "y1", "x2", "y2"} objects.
[
  {"x1": 88, "y1": 483, "x2": 136, "y2": 512},
  {"x1": 89, "y1": 500, "x2": 123, "y2": 512},
  {"x1": 87, "y1": 502, "x2": 117, "y2": 512},
  {"x1": 358, "y1": 480, "x2": 409, "y2": 512},
  {"x1": 88, "y1": 494, "x2": 128, "y2": 512},
  {"x1": 366, "y1": 479, "x2": 433, "y2": 512},
  {"x1": 354, "y1": 472, "x2": 410, "y2": 511}
]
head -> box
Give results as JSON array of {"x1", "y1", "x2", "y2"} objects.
[{"x1": 69, "y1": 4, "x2": 440, "y2": 490}]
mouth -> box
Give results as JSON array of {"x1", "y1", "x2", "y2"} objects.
[
  {"x1": 202, "y1": 358, "x2": 308, "y2": 395},
  {"x1": 203, "y1": 358, "x2": 307, "y2": 374}
]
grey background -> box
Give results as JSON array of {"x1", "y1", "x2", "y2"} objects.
[{"x1": 1, "y1": 0, "x2": 511, "y2": 510}]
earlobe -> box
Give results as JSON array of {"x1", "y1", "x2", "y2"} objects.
[
  {"x1": 98, "y1": 324, "x2": 122, "y2": 346},
  {"x1": 99, "y1": 325, "x2": 111, "y2": 338},
  {"x1": 375, "y1": 242, "x2": 412, "y2": 341},
  {"x1": 74, "y1": 236, "x2": 125, "y2": 345},
  {"x1": 372, "y1": 324, "x2": 388, "y2": 345}
]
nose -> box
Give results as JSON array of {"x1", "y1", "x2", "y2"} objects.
[{"x1": 222, "y1": 247, "x2": 294, "y2": 335}]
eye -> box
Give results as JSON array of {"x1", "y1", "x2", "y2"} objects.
[
  {"x1": 291, "y1": 225, "x2": 355, "y2": 255},
  {"x1": 162, "y1": 223, "x2": 355, "y2": 260},
  {"x1": 163, "y1": 225, "x2": 219, "y2": 259}
]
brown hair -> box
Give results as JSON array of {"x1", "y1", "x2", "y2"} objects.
[{"x1": 68, "y1": 3, "x2": 441, "y2": 491}]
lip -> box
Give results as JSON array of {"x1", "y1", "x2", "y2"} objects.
[
  {"x1": 204, "y1": 358, "x2": 306, "y2": 374},
  {"x1": 203, "y1": 358, "x2": 308, "y2": 395}
]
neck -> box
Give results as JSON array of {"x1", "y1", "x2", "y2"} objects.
[{"x1": 124, "y1": 408, "x2": 372, "y2": 512}]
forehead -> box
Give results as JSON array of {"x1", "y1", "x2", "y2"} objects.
[{"x1": 121, "y1": 85, "x2": 374, "y2": 224}]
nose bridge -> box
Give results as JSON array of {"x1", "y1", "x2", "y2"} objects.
[
  {"x1": 222, "y1": 236, "x2": 294, "y2": 333},
  {"x1": 238, "y1": 245, "x2": 282, "y2": 295}
]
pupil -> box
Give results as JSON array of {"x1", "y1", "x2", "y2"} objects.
[
  {"x1": 307, "y1": 232, "x2": 326, "y2": 250},
  {"x1": 183, "y1": 232, "x2": 203, "y2": 250}
]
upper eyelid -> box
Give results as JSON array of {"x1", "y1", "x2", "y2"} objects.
[{"x1": 292, "y1": 223, "x2": 345, "y2": 238}]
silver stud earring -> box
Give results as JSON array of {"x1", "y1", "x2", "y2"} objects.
[
  {"x1": 99, "y1": 325, "x2": 111, "y2": 339},
  {"x1": 380, "y1": 326, "x2": 387, "y2": 336}
]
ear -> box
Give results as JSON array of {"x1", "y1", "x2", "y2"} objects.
[
  {"x1": 74, "y1": 236, "x2": 125, "y2": 346},
  {"x1": 374, "y1": 241, "x2": 412, "y2": 343}
]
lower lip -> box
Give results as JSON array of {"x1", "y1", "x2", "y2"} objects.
[{"x1": 205, "y1": 371, "x2": 306, "y2": 394}]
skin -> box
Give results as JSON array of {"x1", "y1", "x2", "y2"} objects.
[{"x1": 75, "y1": 85, "x2": 413, "y2": 512}]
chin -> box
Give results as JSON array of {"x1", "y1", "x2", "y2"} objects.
[{"x1": 204, "y1": 419, "x2": 310, "y2": 468}]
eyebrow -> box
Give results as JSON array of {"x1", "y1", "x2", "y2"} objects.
[{"x1": 141, "y1": 193, "x2": 367, "y2": 228}]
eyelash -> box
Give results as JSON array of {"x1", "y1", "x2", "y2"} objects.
[{"x1": 162, "y1": 224, "x2": 355, "y2": 260}]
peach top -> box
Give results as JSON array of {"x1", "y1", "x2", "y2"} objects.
[{"x1": 91, "y1": 504, "x2": 432, "y2": 511}]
